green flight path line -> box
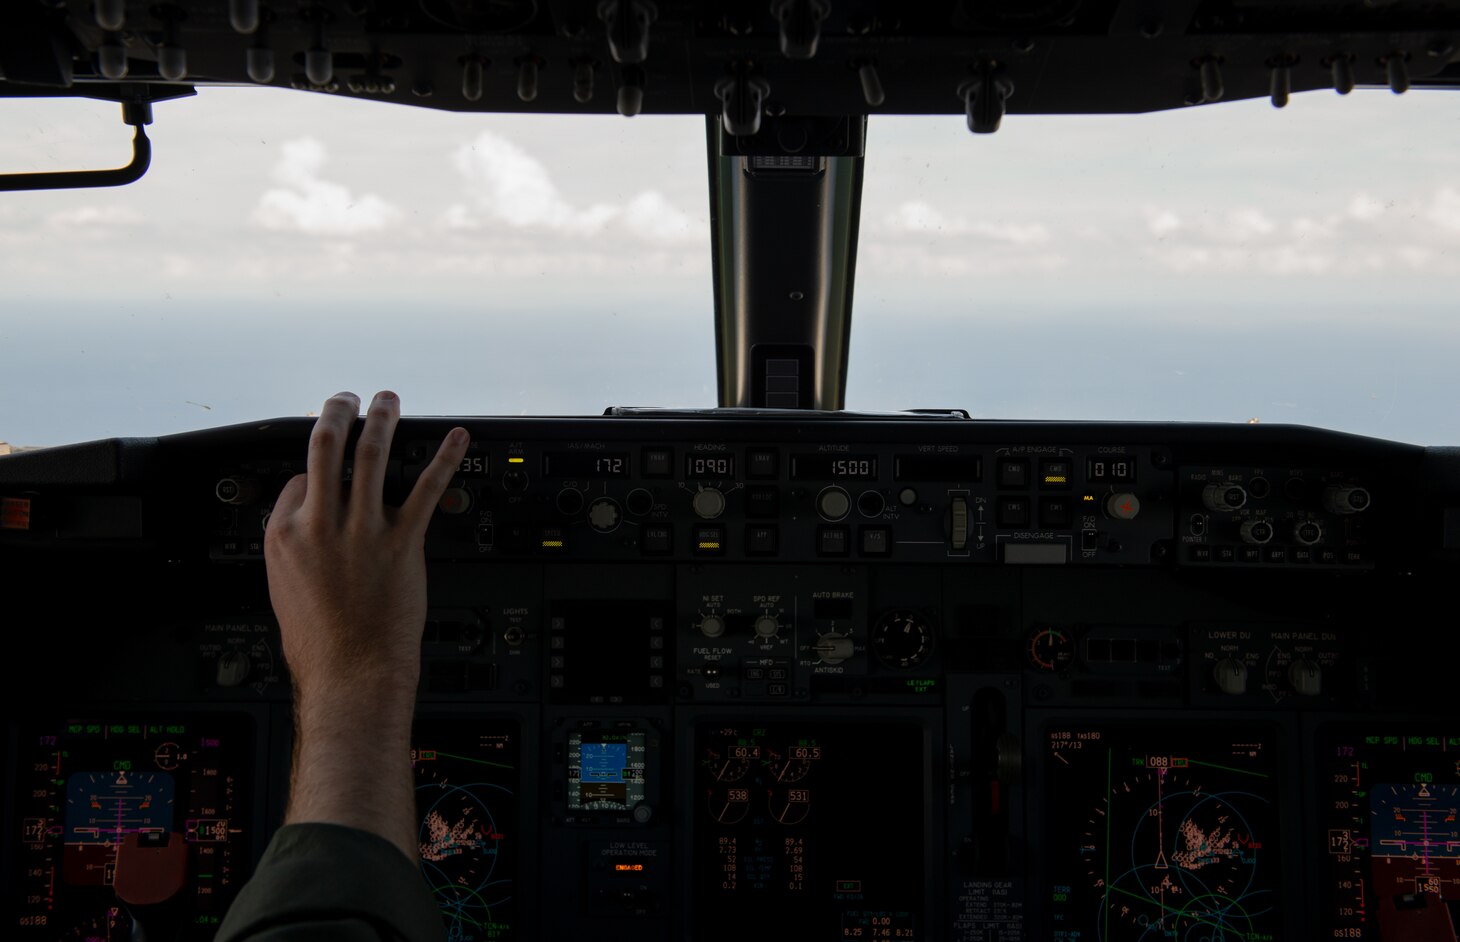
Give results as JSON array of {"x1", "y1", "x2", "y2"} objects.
[
  {"x1": 1107, "y1": 884, "x2": 1257, "y2": 937},
  {"x1": 1184, "y1": 758, "x2": 1271, "y2": 779},
  {"x1": 428, "y1": 750, "x2": 515, "y2": 771}
]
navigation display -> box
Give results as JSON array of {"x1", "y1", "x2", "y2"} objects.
[
  {"x1": 1040, "y1": 722, "x2": 1285, "y2": 940},
  {"x1": 412, "y1": 718, "x2": 521, "y2": 942}
]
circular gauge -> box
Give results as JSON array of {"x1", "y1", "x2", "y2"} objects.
[
  {"x1": 769, "y1": 787, "x2": 812, "y2": 826},
  {"x1": 702, "y1": 747, "x2": 752, "y2": 783},
  {"x1": 764, "y1": 747, "x2": 811, "y2": 783},
  {"x1": 708, "y1": 786, "x2": 752, "y2": 825},
  {"x1": 1026, "y1": 627, "x2": 1074, "y2": 672},
  {"x1": 872, "y1": 610, "x2": 935, "y2": 669},
  {"x1": 153, "y1": 742, "x2": 183, "y2": 771}
]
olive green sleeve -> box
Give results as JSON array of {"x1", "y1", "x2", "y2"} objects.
[{"x1": 216, "y1": 823, "x2": 444, "y2": 942}]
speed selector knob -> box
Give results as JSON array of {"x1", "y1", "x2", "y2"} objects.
[
  {"x1": 216, "y1": 651, "x2": 252, "y2": 688},
  {"x1": 1239, "y1": 519, "x2": 1274, "y2": 545},
  {"x1": 697, "y1": 615, "x2": 726, "y2": 638},
  {"x1": 754, "y1": 615, "x2": 781, "y2": 639},
  {"x1": 812, "y1": 632, "x2": 855, "y2": 665},
  {"x1": 1324, "y1": 486, "x2": 1371, "y2": 515},
  {"x1": 692, "y1": 487, "x2": 726, "y2": 519},
  {"x1": 1202, "y1": 484, "x2": 1247, "y2": 512},
  {"x1": 1289, "y1": 658, "x2": 1323, "y2": 696},
  {"x1": 1212, "y1": 658, "x2": 1248, "y2": 695}
]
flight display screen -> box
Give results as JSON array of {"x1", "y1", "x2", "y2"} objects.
[
  {"x1": 790, "y1": 455, "x2": 879, "y2": 480},
  {"x1": 1039, "y1": 722, "x2": 1285, "y2": 941},
  {"x1": 8, "y1": 714, "x2": 254, "y2": 941},
  {"x1": 692, "y1": 722, "x2": 926, "y2": 941},
  {"x1": 1315, "y1": 723, "x2": 1460, "y2": 940},
  {"x1": 566, "y1": 729, "x2": 648, "y2": 811},
  {"x1": 412, "y1": 718, "x2": 520, "y2": 942},
  {"x1": 542, "y1": 452, "x2": 630, "y2": 478}
]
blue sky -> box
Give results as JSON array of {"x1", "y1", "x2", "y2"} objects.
[{"x1": 2, "y1": 87, "x2": 1458, "y2": 445}]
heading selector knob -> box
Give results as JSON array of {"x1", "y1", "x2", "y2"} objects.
[
  {"x1": 1202, "y1": 483, "x2": 1247, "y2": 512},
  {"x1": 692, "y1": 487, "x2": 727, "y2": 519}
]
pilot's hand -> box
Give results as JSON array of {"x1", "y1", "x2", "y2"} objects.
[
  {"x1": 266, "y1": 391, "x2": 469, "y2": 700},
  {"x1": 263, "y1": 390, "x2": 468, "y2": 860}
]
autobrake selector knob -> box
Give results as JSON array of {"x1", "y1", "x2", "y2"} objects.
[
  {"x1": 1323, "y1": 486, "x2": 1371, "y2": 515},
  {"x1": 812, "y1": 632, "x2": 855, "y2": 664},
  {"x1": 692, "y1": 487, "x2": 726, "y2": 519},
  {"x1": 1202, "y1": 484, "x2": 1247, "y2": 512}
]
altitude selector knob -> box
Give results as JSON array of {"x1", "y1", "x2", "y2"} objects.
[
  {"x1": 692, "y1": 487, "x2": 726, "y2": 519},
  {"x1": 1202, "y1": 484, "x2": 1247, "y2": 512},
  {"x1": 1212, "y1": 657, "x2": 1249, "y2": 695}
]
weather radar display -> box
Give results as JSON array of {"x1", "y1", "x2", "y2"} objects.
[
  {"x1": 1041, "y1": 723, "x2": 1284, "y2": 940},
  {"x1": 412, "y1": 720, "x2": 520, "y2": 942}
]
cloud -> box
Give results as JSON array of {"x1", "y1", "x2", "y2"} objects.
[
  {"x1": 448, "y1": 130, "x2": 700, "y2": 244},
  {"x1": 251, "y1": 137, "x2": 399, "y2": 236},
  {"x1": 46, "y1": 205, "x2": 145, "y2": 230},
  {"x1": 879, "y1": 200, "x2": 1050, "y2": 244},
  {"x1": 1427, "y1": 187, "x2": 1460, "y2": 232}
]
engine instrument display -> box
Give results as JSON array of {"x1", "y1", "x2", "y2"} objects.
[
  {"x1": 1040, "y1": 722, "x2": 1285, "y2": 941},
  {"x1": 8, "y1": 714, "x2": 253, "y2": 941},
  {"x1": 566, "y1": 728, "x2": 648, "y2": 812},
  {"x1": 412, "y1": 718, "x2": 520, "y2": 942},
  {"x1": 1316, "y1": 724, "x2": 1460, "y2": 940},
  {"x1": 692, "y1": 721, "x2": 926, "y2": 941}
]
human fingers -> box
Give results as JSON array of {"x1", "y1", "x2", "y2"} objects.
[
  {"x1": 348, "y1": 391, "x2": 400, "y2": 520},
  {"x1": 400, "y1": 428, "x2": 470, "y2": 540},
  {"x1": 302, "y1": 392, "x2": 360, "y2": 522}
]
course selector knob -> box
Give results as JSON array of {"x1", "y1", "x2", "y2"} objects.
[
  {"x1": 1105, "y1": 492, "x2": 1141, "y2": 520},
  {"x1": 692, "y1": 487, "x2": 726, "y2": 519},
  {"x1": 1213, "y1": 657, "x2": 1248, "y2": 695},
  {"x1": 1202, "y1": 484, "x2": 1247, "y2": 512}
]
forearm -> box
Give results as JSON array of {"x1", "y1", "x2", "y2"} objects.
[{"x1": 286, "y1": 681, "x2": 420, "y2": 861}]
